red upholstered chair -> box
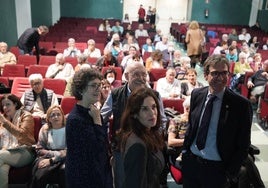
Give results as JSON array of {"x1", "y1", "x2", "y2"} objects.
[
  {"x1": 9, "y1": 46, "x2": 20, "y2": 60},
  {"x1": 2, "y1": 64, "x2": 26, "y2": 80},
  {"x1": 43, "y1": 78, "x2": 67, "y2": 99},
  {"x1": 60, "y1": 96, "x2": 77, "y2": 115},
  {"x1": 149, "y1": 68, "x2": 166, "y2": 82},
  {"x1": 64, "y1": 57, "x2": 78, "y2": 68},
  {"x1": 17, "y1": 55, "x2": 37, "y2": 69},
  {"x1": 11, "y1": 77, "x2": 31, "y2": 98},
  {"x1": 0, "y1": 77, "x2": 10, "y2": 87},
  {"x1": 240, "y1": 71, "x2": 254, "y2": 99},
  {"x1": 39, "y1": 55, "x2": 55, "y2": 66},
  {"x1": 162, "y1": 98, "x2": 184, "y2": 114},
  {"x1": 27, "y1": 65, "x2": 49, "y2": 78},
  {"x1": 8, "y1": 116, "x2": 42, "y2": 184}
]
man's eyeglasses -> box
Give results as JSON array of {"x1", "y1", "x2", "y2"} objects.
[
  {"x1": 88, "y1": 83, "x2": 102, "y2": 90},
  {"x1": 209, "y1": 71, "x2": 229, "y2": 77}
]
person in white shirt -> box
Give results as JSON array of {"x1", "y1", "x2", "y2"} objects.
[
  {"x1": 104, "y1": 33, "x2": 122, "y2": 51},
  {"x1": 156, "y1": 67, "x2": 181, "y2": 98},
  {"x1": 63, "y1": 38, "x2": 81, "y2": 57},
  {"x1": 155, "y1": 35, "x2": 169, "y2": 51},
  {"x1": 45, "y1": 53, "x2": 74, "y2": 82},
  {"x1": 135, "y1": 24, "x2": 149, "y2": 39},
  {"x1": 83, "y1": 39, "x2": 101, "y2": 58},
  {"x1": 238, "y1": 28, "x2": 251, "y2": 43}
]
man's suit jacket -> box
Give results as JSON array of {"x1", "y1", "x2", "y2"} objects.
[{"x1": 183, "y1": 86, "x2": 253, "y2": 177}]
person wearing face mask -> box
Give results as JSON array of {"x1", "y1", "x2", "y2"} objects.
[{"x1": 103, "y1": 68, "x2": 122, "y2": 88}]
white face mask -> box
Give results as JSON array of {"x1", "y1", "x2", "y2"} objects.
[{"x1": 107, "y1": 77, "x2": 115, "y2": 84}]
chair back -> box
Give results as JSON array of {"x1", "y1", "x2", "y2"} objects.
[
  {"x1": 60, "y1": 96, "x2": 77, "y2": 115},
  {"x1": 11, "y1": 77, "x2": 31, "y2": 98}
]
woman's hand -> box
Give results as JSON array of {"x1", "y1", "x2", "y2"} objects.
[
  {"x1": 38, "y1": 158, "x2": 50, "y2": 168},
  {"x1": 88, "y1": 104, "x2": 102, "y2": 126}
]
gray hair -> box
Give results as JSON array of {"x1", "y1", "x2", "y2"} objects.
[{"x1": 28, "y1": 73, "x2": 43, "y2": 83}]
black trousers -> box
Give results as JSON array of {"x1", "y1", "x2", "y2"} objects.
[{"x1": 182, "y1": 151, "x2": 228, "y2": 188}]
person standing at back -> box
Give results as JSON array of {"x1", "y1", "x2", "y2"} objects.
[
  {"x1": 138, "y1": 4, "x2": 146, "y2": 23},
  {"x1": 182, "y1": 54, "x2": 253, "y2": 188},
  {"x1": 185, "y1": 20, "x2": 203, "y2": 68},
  {"x1": 17, "y1": 25, "x2": 49, "y2": 62}
]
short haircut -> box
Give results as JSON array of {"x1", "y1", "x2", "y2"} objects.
[{"x1": 28, "y1": 73, "x2": 43, "y2": 83}]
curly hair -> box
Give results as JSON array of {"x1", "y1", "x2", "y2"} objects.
[{"x1": 71, "y1": 68, "x2": 103, "y2": 100}]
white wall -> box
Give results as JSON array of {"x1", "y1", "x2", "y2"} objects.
[
  {"x1": 123, "y1": 0, "x2": 188, "y2": 35},
  {"x1": 51, "y1": 0, "x2": 60, "y2": 24},
  {"x1": 15, "y1": 0, "x2": 32, "y2": 38}
]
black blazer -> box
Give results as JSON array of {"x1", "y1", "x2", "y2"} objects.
[{"x1": 183, "y1": 86, "x2": 253, "y2": 177}]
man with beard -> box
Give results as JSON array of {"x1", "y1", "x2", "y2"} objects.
[{"x1": 101, "y1": 63, "x2": 167, "y2": 188}]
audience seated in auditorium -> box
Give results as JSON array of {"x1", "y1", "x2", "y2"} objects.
[
  {"x1": 156, "y1": 67, "x2": 181, "y2": 98},
  {"x1": 74, "y1": 54, "x2": 91, "y2": 72},
  {"x1": 103, "y1": 67, "x2": 122, "y2": 88},
  {"x1": 104, "y1": 33, "x2": 122, "y2": 51},
  {"x1": 95, "y1": 49, "x2": 119, "y2": 71},
  {"x1": 248, "y1": 36, "x2": 260, "y2": 53},
  {"x1": 250, "y1": 53, "x2": 263, "y2": 72},
  {"x1": 176, "y1": 56, "x2": 191, "y2": 80},
  {"x1": 147, "y1": 24, "x2": 157, "y2": 35},
  {"x1": 142, "y1": 37, "x2": 155, "y2": 55},
  {"x1": 122, "y1": 35, "x2": 140, "y2": 54},
  {"x1": 135, "y1": 23, "x2": 149, "y2": 39},
  {"x1": 45, "y1": 53, "x2": 74, "y2": 83},
  {"x1": 226, "y1": 45, "x2": 238, "y2": 63},
  {"x1": 29, "y1": 105, "x2": 66, "y2": 188},
  {"x1": 247, "y1": 60, "x2": 268, "y2": 113},
  {"x1": 262, "y1": 38, "x2": 268, "y2": 50},
  {"x1": 181, "y1": 68, "x2": 204, "y2": 98},
  {"x1": 83, "y1": 39, "x2": 101, "y2": 58},
  {"x1": 0, "y1": 94, "x2": 35, "y2": 188},
  {"x1": 238, "y1": 28, "x2": 251, "y2": 43},
  {"x1": 228, "y1": 28, "x2": 239, "y2": 42},
  {"x1": 98, "y1": 19, "x2": 112, "y2": 34},
  {"x1": 121, "y1": 45, "x2": 143, "y2": 70},
  {"x1": 153, "y1": 29, "x2": 162, "y2": 43},
  {"x1": 121, "y1": 24, "x2": 135, "y2": 38},
  {"x1": 122, "y1": 13, "x2": 130, "y2": 24},
  {"x1": 21, "y1": 73, "x2": 59, "y2": 123},
  {"x1": 170, "y1": 49, "x2": 182, "y2": 68},
  {"x1": 145, "y1": 49, "x2": 164, "y2": 72},
  {"x1": 167, "y1": 96, "x2": 190, "y2": 151},
  {"x1": 155, "y1": 35, "x2": 169, "y2": 51},
  {"x1": 111, "y1": 20, "x2": 124, "y2": 35},
  {"x1": 111, "y1": 40, "x2": 123, "y2": 58},
  {"x1": 216, "y1": 33, "x2": 229, "y2": 46},
  {"x1": 230, "y1": 52, "x2": 254, "y2": 92},
  {"x1": 212, "y1": 41, "x2": 228, "y2": 55},
  {"x1": 0, "y1": 42, "x2": 16, "y2": 74},
  {"x1": 96, "y1": 79, "x2": 111, "y2": 110},
  {"x1": 63, "y1": 38, "x2": 81, "y2": 58}
]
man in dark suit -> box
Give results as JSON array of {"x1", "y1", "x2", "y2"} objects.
[{"x1": 182, "y1": 54, "x2": 253, "y2": 188}]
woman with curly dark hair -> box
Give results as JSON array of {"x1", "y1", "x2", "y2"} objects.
[{"x1": 65, "y1": 68, "x2": 112, "y2": 188}]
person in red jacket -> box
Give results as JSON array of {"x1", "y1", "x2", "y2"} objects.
[{"x1": 138, "y1": 4, "x2": 146, "y2": 23}]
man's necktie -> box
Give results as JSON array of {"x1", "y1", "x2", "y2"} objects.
[{"x1": 196, "y1": 94, "x2": 217, "y2": 150}]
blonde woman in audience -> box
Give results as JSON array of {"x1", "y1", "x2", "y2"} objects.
[
  {"x1": 83, "y1": 39, "x2": 101, "y2": 58},
  {"x1": 145, "y1": 49, "x2": 164, "y2": 72},
  {"x1": 29, "y1": 105, "x2": 66, "y2": 188},
  {"x1": 63, "y1": 38, "x2": 81, "y2": 58}
]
